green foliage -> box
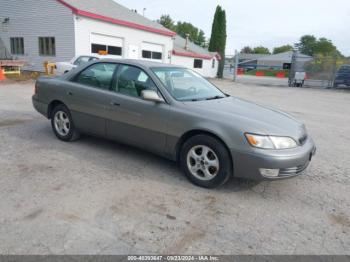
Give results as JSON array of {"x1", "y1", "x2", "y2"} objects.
[
  {"x1": 240, "y1": 46, "x2": 270, "y2": 54},
  {"x1": 197, "y1": 30, "x2": 206, "y2": 47},
  {"x1": 158, "y1": 15, "x2": 176, "y2": 31},
  {"x1": 240, "y1": 46, "x2": 253, "y2": 54},
  {"x1": 296, "y1": 35, "x2": 340, "y2": 57},
  {"x1": 273, "y1": 45, "x2": 293, "y2": 54},
  {"x1": 304, "y1": 54, "x2": 348, "y2": 80},
  {"x1": 252, "y1": 46, "x2": 271, "y2": 54},
  {"x1": 158, "y1": 15, "x2": 207, "y2": 47},
  {"x1": 209, "y1": 6, "x2": 227, "y2": 78},
  {"x1": 176, "y1": 22, "x2": 206, "y2": 47},
  {"x1": 296, "y1": 35, "x2": 317, "y2": 56}
]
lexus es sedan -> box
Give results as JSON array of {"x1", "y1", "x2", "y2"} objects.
[{"x1": 33, "y1": 59, "x2": 316, "y2": 188}]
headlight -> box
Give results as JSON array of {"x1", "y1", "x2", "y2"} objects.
[
  {"x1": 269, "y1": 136, "x2": 298, "y2": 149},
  {"x1": 245, "y1": 133, "x2": 298, "y2": 149}
]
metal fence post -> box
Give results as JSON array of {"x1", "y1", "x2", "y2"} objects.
[
  {"x1": 330, "y1": 53, "x2": 338, "y2": 88},
  {"x1": 233, "y1": 50, "x2": 239, "y2": 82},
  {"x1": 288, "y1": 49, "x2": 298, "y2": 87}
]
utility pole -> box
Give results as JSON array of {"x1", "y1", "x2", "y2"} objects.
[
  {"x1": 233, "y1": 50, "x2": 239, "y2": 82},
  {"x1": 142, "y1": 8, "x2": 146, "y2": 16}
]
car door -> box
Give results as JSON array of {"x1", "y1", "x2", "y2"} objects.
[
  {"x1": 64, "y1": 62, "x2": 118, "y2": 136},
  {"x1": 105, "y1": 64, "x2": 170, "y2": 155}
]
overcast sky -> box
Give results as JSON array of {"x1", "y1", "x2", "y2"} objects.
[{"x1": 116, "y1": 0, "x2": 350, "y2": 56}]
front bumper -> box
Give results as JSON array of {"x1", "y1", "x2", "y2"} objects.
[{"x1": 230, "y1": 137, "x2": 316, "y2": 180}]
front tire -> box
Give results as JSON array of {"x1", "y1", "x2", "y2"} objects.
[
  {"x1": 51, "y1": 104, "x2": 80, "y2": 142},
  {"x1": 180, "y1": 135, "x2": 232, "y2": 188}
]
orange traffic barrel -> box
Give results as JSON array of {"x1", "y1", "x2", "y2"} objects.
[{"x1": 0, "y1": 68, "x2": 6, "y2": 81}]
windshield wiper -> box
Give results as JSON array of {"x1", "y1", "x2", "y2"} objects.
[{"x1": 206, "y1": 96, "x2": 225, "y2": 100}]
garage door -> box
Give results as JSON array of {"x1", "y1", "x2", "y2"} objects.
[
  {"x1": 141, "y1": 42, "x2": 163, "y2": 61},
  {"x1": 90, "y1": 33, "x2": 123, "y2": 57}
]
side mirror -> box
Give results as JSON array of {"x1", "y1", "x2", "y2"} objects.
[{"x1": 141, "y1": 90, "x2": 164, "y2": 103}]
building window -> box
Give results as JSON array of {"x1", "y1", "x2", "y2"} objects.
[
  {"x1": 91, "y1": 44, "x2": 106, "y2": 54},
  {"x1": 283, "y1": 63, "x2": 291, "y2": 70},
  {"x1": 91, "y1": 44, "x2": 122, "y2": 56},
  {"x1": 10, "y1": 37, "x2": 24, "y2": 55},
  {"x1": 212, "y1": 59, "x2": 215, "y2": 68},
  {"x1": 108, "y1": 46, "x2": 122, "y2": 56},
  {"x1": 194, "y1": 59, "x2": 203, "y2": 69},
  {"x1": 142, "y1": 50, "x2": 162, "y2": 60},
  {"x1": 39, "y1": 37, "x2": 56, "y2": 56}
]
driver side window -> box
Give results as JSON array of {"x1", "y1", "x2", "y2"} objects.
[{"x1": 113, "y1": 65, "x2": 157, "y2": 98}]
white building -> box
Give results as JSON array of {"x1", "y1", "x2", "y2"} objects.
[
  {"x1": 172, "y1": 35, "x2": 219, "y2": 78},
  {"x1": 0, "y1": 0, "x2": 219, "y2": 77}
]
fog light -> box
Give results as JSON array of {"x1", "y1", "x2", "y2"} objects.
[{"x1": 260, "y1": 168, "x2": 280, "y2": 178}]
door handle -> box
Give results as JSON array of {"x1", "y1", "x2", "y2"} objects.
[
  {"x1": 67, "y1": 91, "x2": 73, "y2": 96},
  {"x1": 110, "y1": 101, "x2": 120, "y2": 106}
]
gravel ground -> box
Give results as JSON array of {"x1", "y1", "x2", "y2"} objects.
[{"x1": 0, "y1": 79, "x2": 349, "y2": 255}]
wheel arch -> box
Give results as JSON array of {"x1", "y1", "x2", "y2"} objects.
[
  {"x1": 47, "y1": 100, "x2": 66, "y2": 119},
  {"x1": 175, "y1": 129, "x2": 233, "y2": 168}
]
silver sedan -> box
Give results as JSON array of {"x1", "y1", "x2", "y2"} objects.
[{"x1": 32, "y1": 59, "x2": 316, "y2": 188}]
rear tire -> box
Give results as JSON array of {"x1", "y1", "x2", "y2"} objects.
[
  {"x1": 180, "y1": 135, "x2": 232, "y2": 188},
  {"x1": 51, "y1": 104, "x2": 80, "y2": 142}
]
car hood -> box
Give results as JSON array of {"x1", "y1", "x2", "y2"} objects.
[{"x1": 183, "y1": 96, "x2": 306, "y2": 139}]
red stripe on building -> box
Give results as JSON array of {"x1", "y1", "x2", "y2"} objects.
[
  {"x1": 172, "y1": 50, "x2": 215, "y2": 60},
  {"x1": 56, "y1": 0, "x2": 176, "y2": 37}
]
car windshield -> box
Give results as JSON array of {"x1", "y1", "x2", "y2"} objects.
[{"x1": 151, "y1": 67, "x2": 226, "y2": 101}]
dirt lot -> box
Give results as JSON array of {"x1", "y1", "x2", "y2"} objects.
[{"x1": 0, "y1": 79, "x2": 349, "y2": 255}]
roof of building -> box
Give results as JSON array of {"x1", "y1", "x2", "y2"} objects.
[
  {"x1": 173, "y1": 35, "x2": 219, "y2": 60},
  {"x1": 257, "y1": 51, "x2": 312, "y2": 62},
  {"x1": 237, "y1": 53, "x2": 269, "y2": 60},
  {"x1": 56, "y1": 0, "x2": 176, "y2": 37}
]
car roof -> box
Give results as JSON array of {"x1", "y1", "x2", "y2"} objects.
[{"x1": 96, "y1": 59, "x2": 185, "y2": 69}]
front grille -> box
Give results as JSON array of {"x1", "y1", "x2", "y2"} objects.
[{"x1": 299, "y1": 134, "x2": 308, "y2": 145}]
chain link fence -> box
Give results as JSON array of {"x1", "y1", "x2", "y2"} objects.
[
  {"x1": 290, "y1": 53, "x2": 350, "y2": 88},
  {"x1": 225, "y1": 51, "x2": 350, "y2": 89}
]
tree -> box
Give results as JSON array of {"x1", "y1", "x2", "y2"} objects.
[
  {"x1": 196, "y1": 30, "x2": 206, "y2": 47},
  {"x1": 296, "y1": 35, "x2": 339, "y2": 57},
  {"x1": 240, "y1": 46, "x2": 253, "y2": 54},
  {"x1": 313, "y1": 38, "x2": 337, "y2": 56},
  {"x1": 209, "y1": 6, "x2": 227, "y2": 78},
  {"x1": 158, "y1": 15, "x2": 207, "y2": 47},
  {"x1": 252, "y1": 46, "x2": 270, "y2": 54},
  {"x1": 176, "y1": 22, "x2": 207, "y2": 47},
  {"x1": 296, "y1": 35, "x2": 317, "y2": 56},
  {"x1": 158, "y1": 14, "x2": 175, "y2": 31},
  {"x1": 273, "y1": 44, "x2": 293, "y2": 54}
]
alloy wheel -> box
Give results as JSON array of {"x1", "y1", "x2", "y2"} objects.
[
  {"x1": 54, "y1": 111, "x2": 70, "y2": 137},
  {"x1": 186, "y1": 145, "x2": 220, "y2": 181}
]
